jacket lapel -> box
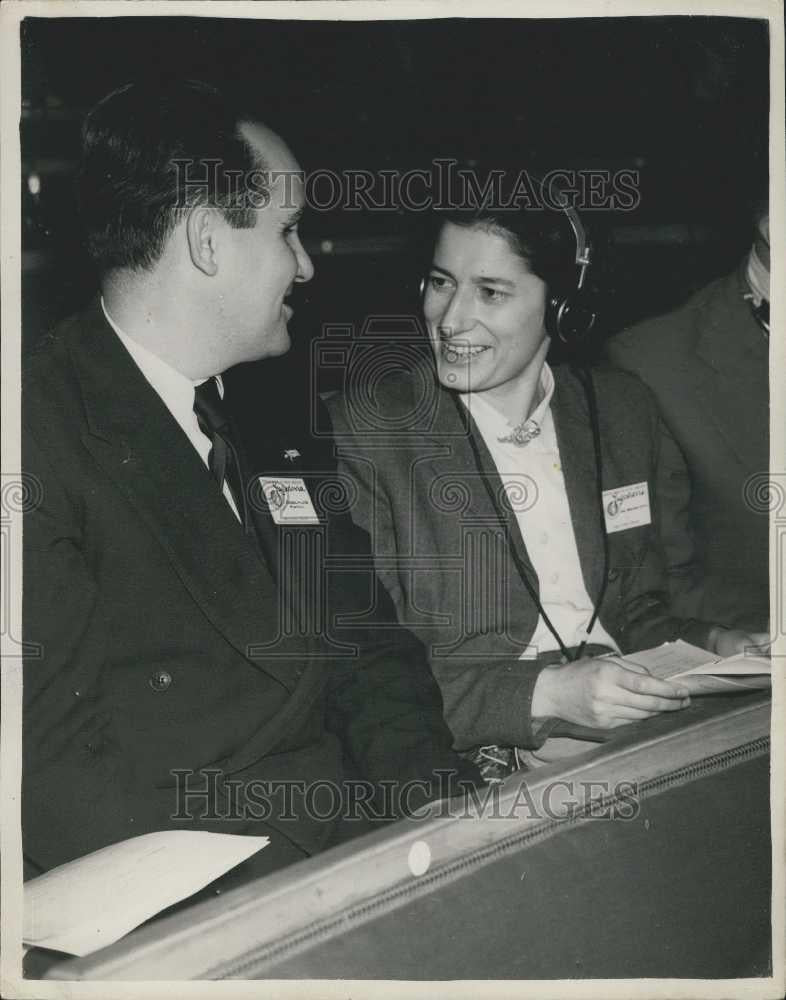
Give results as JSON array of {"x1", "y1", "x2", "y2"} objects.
[
  {"x1": 421, "y1": 371, "x2": 621, "y2": 611},
  {"x1": 551, "y1": 369, "x2": 605, "y2": 607},
  {"x1": 70, "y1": 301, "x2": 299, "y2": 692},
  {"x1": 416, "y1": 368, "x2": 645, "y2": 633},
  {"x1": 421, "y1": 388, "x2": 541, "y2": 597}
]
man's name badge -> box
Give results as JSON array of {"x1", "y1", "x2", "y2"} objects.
[
  {"x1": 258, "y1": 476, "x2": 320, "y2": 525},
  {"x1": 602, "y1": 481, "x2": 651, "y2": 533}
]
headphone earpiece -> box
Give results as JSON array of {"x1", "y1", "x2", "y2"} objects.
[
  {"x1": 547, "y1": 195, "x2": 597, "y2": 344},
  {"x1": 547, "y1": 287, "x2": 598, "y2": 343}
]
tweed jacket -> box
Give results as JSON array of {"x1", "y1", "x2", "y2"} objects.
[
  {"x1": 326, "y1": 362, "x2": 713, "y2": 751},
  {"x1": 607, "y1": 267, "x2": 769, "y2": 630}
]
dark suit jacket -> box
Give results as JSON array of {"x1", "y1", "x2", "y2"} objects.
[
  {"x1": 607, "y1": 267, "x2": 769, "y2": 630},
  {"x1": 326, "y1": 363, "x2": 713, "y2": 752},
  {"x1": 22, "y1": 300, "x2": 479, "y2": 878}
]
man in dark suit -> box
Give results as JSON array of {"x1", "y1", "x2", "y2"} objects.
[
  {"x1": 22, "y1": 80, "x2": 479, "y2": 880},
  {"x1": 607, "y1": 213, "x2": 770, "y2": 631}
]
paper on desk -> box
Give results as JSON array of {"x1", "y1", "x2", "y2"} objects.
[
  {"x1": 24, "y1": 830, "x2": 269, "y2": 957},
  {"x1": 611, "y1": 640, "x2": 771, "y2": 694},
  {"x1": 679, "y1": 651, "x2": 771, "y2": 676}
]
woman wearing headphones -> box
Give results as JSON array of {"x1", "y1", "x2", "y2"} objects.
[{"x1": 325, "y1": 175, "x2": 766, "y2": 774}]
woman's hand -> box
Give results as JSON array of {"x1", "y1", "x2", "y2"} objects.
[
  {"x1": 531, "y1": 657, "x2": 691, "y2": 730},
  {"x1": 707, "y1": 627, "x2": 771, "y2": 659}
]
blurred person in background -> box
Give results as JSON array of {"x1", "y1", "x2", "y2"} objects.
[{"x1": 607, "y1": 207, "x2": 770, "y2": 632}]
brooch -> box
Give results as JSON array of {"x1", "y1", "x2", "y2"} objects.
[{"x1": 497, "y1": 419, "x2": 541, "y2": 447}]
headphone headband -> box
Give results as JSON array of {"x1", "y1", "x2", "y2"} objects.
[
  {"x1": 561, "y1": 204, "x2": 592, "y2": 289},
  {"x1": 539, "y1": 185, "x2": 596, "y2": 342},
  {"x1": 532, "y1": 177, "x2": 592, "y2": 290}
]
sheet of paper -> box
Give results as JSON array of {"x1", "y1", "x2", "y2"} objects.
[
  {"x1": 24, "y1": 830, "x2": 269, "y2": 957},
  {"x1": 605, "y1": 640, "x2": 713, "y2": 679},
  {"x1": 679, "y1": 652, "x2": 771, "y2": 676},
  {"x1": 607, "y1": 640, "x2": 770, "y2": 692},
  {"x1": 673, "y1": 672, "x2": 771, "y2": 695}
]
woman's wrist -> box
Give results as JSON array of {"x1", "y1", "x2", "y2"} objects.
[{"x1": 531, "y1": 664, "x2": 560, "y2": 720}]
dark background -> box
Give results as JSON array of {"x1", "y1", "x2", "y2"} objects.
[{"x1": 21, "y1": 15, "x2": 770, "y2": 375}]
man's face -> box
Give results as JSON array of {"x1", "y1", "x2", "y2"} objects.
[
  {"x1": 423, "y1": 222, "x2": 548, "y2": 397},
  {"x1": 213, "y1": 122, "x2": 314, "y2": 368}
]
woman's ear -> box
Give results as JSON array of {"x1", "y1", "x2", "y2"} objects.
[{"x1": 186, "y1": 206, "x2": 219, "y2": 276}]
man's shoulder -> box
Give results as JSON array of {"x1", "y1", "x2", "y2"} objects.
[
  {"x1": 23, "y1": 299, "x2": 111, "y2": 448},
  {"x1": 24, "y1": 311, "x2": 84, "y2": 407},
  {"x1": 24, "y1": 300, "x2": 99, "y2": 380},
  {"x1": 608, "y1": 270, "x2": 738, "y2": 370}
]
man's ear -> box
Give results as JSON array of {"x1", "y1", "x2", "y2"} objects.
[{"x1": 186, "y1": 206, "x2": 219, "y2": 276}]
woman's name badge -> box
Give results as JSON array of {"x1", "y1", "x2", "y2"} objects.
[
  {"x1": 602, "y1": 481, "x2": 651, "y2": 533},
  {"x1": 258, "y1": 477, "x2": 320, "y2": 525}
]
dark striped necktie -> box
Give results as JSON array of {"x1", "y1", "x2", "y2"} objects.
[
  {"x1": 193, "y1": 376, "x2": 249, "y2": 529},
  {"x1": 193, "y1": 376, "x2": 280, "y2": 579}
]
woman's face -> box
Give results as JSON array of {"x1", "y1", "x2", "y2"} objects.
[{"x1": 423, "y1": 221, "x2": 549, "y2": 396}]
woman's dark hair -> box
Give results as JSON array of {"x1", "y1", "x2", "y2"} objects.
[
  {"x1": 429, "y1": 167, "x2": 583, "y2": 297},
  {"x1": 77, "y1": 80, "x2": 265, "y2": 274}
]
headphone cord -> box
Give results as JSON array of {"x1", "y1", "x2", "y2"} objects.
[
  {"x1": 450, "y1": 366, "x2": 610, "y2": 665},
  {"x1": 452, "y1": 391, "x2": 574, "y2": 664},
  {"x1": 572, "y1": 363, "x2": 610, "y2": 661}
]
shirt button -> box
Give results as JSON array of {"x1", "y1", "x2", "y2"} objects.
[
  {"x1": 540, "y1": 532, "x2": 549, "y2": 545},
  {"x1": 149, "y1": 669, "x2": 173, "y2": 692},
  {"x1": 550, "y1": 572, "x2": 559, "y2": 584}
]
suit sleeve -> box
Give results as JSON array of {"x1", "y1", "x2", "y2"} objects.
[
  {"x1": 324, "y1": 395, "x2": 554, "y2": 753},
  {"x1": 651, "y1": 418, "x2": 704, "y2": 616},
  {"x1": 313, "y1": 402, "x2": 483, "y2": 809},
  {"x1": 22, "y1": 425, "x2": 170, "y2": 874}
]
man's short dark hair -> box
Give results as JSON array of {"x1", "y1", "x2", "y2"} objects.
[{"x1": 77, "y1": 80, "x2": 265, "y2": 274}]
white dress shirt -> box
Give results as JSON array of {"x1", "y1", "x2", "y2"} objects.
[
  {"x1": 460, "y1": 363, "x2": 618, "y2": 659},
  {"x1": 101, "y1": 299, "x2": 240, "y2": 520}
]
